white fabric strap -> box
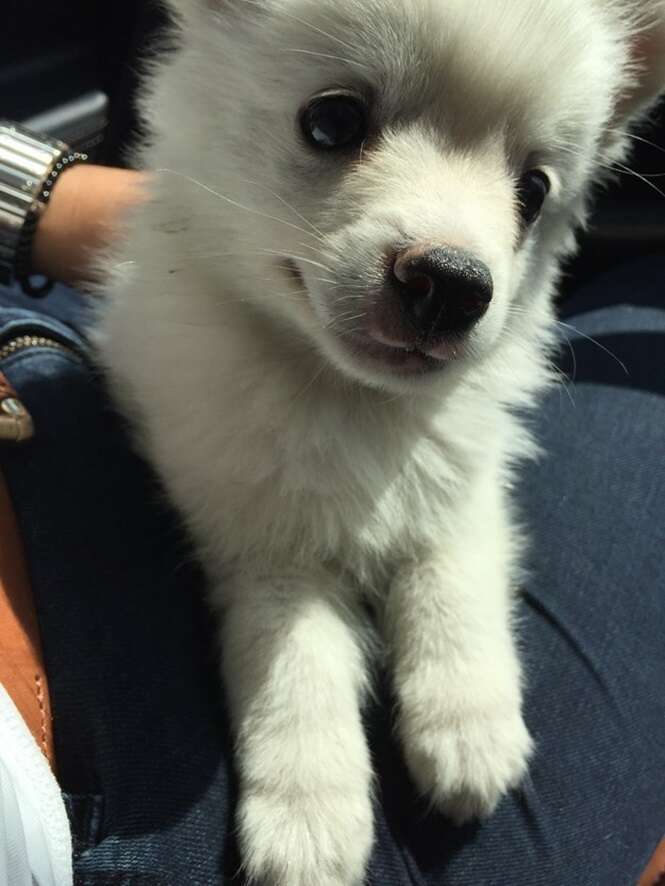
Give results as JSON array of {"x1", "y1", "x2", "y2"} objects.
[{"x1": 0, "y1": 684, "x2": 72, "y2": 886}]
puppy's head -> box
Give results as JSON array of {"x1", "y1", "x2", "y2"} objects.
[{"x1": 152, "y1": 0, "x2": 665, "y2": 393}]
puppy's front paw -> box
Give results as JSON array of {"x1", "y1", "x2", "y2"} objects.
[
  {"x1": 400, "y1": 706, "x2": 533, "y2": 825},
  {"x1": 238, "y1": 782, "x2": 373, "y2": 886}
]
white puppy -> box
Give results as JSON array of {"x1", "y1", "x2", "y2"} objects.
[{"x1": 96, "y1": 1, "x2": 665, "y2": 883}]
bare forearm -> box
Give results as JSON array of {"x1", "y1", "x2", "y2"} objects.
[{"x1": 31, "y1": 165, "x2": 149, "y2": 286}]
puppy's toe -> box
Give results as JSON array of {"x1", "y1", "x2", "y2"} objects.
[
  {"x1": 401, "y1": 708, "x2": 533, "y2": 824},
  {"x1": 238, "y1": 783, "x2": 373, "y2": 886}
]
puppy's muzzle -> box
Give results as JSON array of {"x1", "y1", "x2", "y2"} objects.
[{"x1": 393, "y1": 246, "x2": 493, "y2": 342}]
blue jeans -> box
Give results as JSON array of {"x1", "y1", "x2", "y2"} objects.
[{"x1": 0, "y1": 258, "x2": 663, "y2": 885}]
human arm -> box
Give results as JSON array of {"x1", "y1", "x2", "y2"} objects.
[{"x1": 31, "y1": 164, "x2": 149, "y2": 287}]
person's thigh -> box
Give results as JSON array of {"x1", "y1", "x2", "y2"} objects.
[{"x1": 369, "y1": 257, "x2": 665, "y2": 886}]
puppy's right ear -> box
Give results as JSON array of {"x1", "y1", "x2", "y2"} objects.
[{"x1": 615, "y1": 1, "x2": 665, "y2": 123}]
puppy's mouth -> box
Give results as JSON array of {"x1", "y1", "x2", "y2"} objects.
[
  {"x1": 340, "y1": 331, "x2": 462, "y2": 375},
  {"x1": 282, "y1": 259, "x2": 464, "y2": 376}
]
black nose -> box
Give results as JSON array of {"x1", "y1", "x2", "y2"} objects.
[{"x1": 393, "y1": 246, "x2": 493, "y2": 340}]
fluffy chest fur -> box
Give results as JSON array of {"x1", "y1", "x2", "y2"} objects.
[{"x1": 100, "y1": 251, "x2": 534, "y2": 587}]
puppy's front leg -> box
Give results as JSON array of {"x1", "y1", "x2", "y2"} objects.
[
  {"x1": 385, "y1": 476, "x2": 533, "y2": 824},
  {"x1": 220, "y1": 572, "x2": 373, "y2": 886}
]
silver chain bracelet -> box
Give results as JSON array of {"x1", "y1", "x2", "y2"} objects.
[{"x1": 0, "y1": 122, "x2": 87, "y2": 298}]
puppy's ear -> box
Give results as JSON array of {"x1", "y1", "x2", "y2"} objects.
[
  {"x1": 180, "y1": 0, "x2": 262, "y2": 12},
  {"x1": 616, "y1": 2, "x2": 665, "y2": 121},
  {"x1": 163, "y1": 0, "x2": 261, "y2": 29}
]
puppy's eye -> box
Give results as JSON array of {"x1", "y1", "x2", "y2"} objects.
[
  {"x1": 517, "y1": 169, "x2": 551, "y2": 225},
  {"x1": 300, "y1": 93, "x2": 368, "y2": 150}
]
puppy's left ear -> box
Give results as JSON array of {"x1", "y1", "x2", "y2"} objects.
[{"x1": 616, "y1": 2, "x2": 665, "y2": 122}]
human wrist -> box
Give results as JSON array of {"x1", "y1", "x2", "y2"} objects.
[{"x1": 31, "y1": 165, "x2": 149, "y2": 286}]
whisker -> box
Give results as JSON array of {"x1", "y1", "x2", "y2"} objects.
[
  {"x1": 337, "y1": 312, "x2": 367, "y2": 324},
  {"x1": 290, "y1": 361, "x2": 328, "y2": 404},
  {"x1": 238, "y1": 0, "x2": 362, "y2": 58},
  {"x1": 281, "y1": 48, "x2": 368, "y2": 70},
  {"x1": 550, "y1": 362, "x2": 577, "y2": 409},
  {"x1": 251, "y1": 3, "x2": 361, "y2": 55},
  {"x1": 259, "y1": 249, "x2": 333, "y2": 273},
  {"x1": 155, "y1": 168, "x2": 324, "y2": 242},
  {"x1": 556, "y1": 321, "x2": 629, "y2": 376},
  {"x1": 554, "y1": 144, "x2": 665, "y2": 196},
  {"x1": 557, "y1": 329, "x2": 578, "y2": 384},
  {"x1": 297, "y1": 241, "x2": 333, "y2": 257},
  {"x1": 314, "y1": 278, "x2": 344, "y2": 287},
  {"x1": 610, "y1": 159, "x2": 665, "y2": 198},
  {"x1": 377, "y1": 391, "x2": 408, "y2": 405},
  {"x1": 241, "y1": 179, "x2": 326, "y2": 241},
  {"x1": 604, "y1": 127, "x2": 665, "y2": 157}
]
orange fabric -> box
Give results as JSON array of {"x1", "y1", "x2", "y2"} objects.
[
  {"x1": 0, "y1": 470, "x2": 55, "y2": 769},
  {"x1": 640, "y1": 838, "x2": 665, "y2": 886}
]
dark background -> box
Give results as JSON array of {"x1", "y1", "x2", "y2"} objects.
[{"x1": 2, "y1": 0, "x2": 663, "y2": 292}]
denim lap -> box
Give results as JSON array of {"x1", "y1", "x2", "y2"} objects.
[{"x1": 0, "y1": 260, "x2": 663, "y2": 885}]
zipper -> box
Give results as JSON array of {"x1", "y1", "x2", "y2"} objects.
[
  {"x1": 0, "y1": 328, "x2": 85, "y2": 443},
  {"x1": 0, "y1": 333, "x2": 82, "y2": 363}
]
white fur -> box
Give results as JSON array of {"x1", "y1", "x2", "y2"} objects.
[{"x1": 94, "y1": 1, "x2": 665, "y2": 883}]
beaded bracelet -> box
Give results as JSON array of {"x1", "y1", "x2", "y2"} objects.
[{"x1": 14, "y1": 151, "x2": 88, "y2": 298}]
